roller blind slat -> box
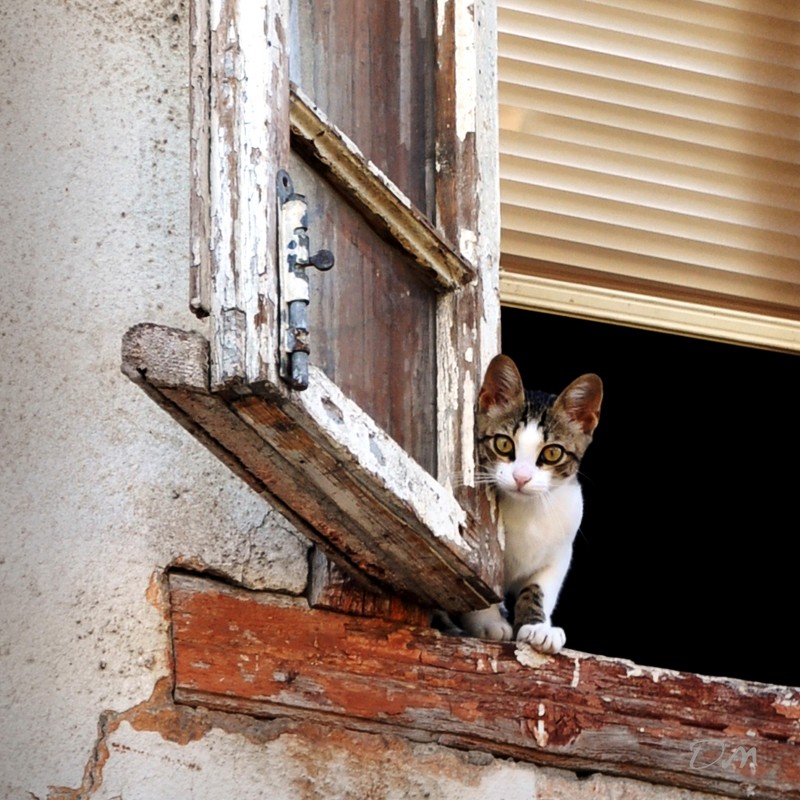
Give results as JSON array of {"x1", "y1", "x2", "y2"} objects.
[
  {"x1": 500, "y1": 130, "x2": 800, "y2": 211},
  {"x1": 501, "y1": 162, "x2": 800, "y2": 237},
  {"x1": 499, "y1": 0, "x2": 800, "y2": 327}
]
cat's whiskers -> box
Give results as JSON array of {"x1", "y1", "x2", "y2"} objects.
[
  {"x1": 448, "y1": 469, "x2": 497, "y2": 490},
  {"x1": 576, "y1": 469, "x2": 596, "y2": 488},
  {"x1": 534, "y1": 487, "x2": 558, "y2": 521}
]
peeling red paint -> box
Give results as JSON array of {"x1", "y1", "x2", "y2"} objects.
[
  {"x1": 169, "y1": 573, "x2": 800, "y2": 800},
  {"x1": 775, "y1": 701, "x2": 800, "y2": 720}
]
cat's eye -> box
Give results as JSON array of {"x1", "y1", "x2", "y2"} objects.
[
  {"x1": 539, "y1": 444, "x2": 565, "y2": 465},
  {"x1": 492, "y1": 435, "x2": 515, "y2": 458}
]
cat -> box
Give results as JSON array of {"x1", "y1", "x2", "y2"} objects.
[{"x1": 459, "y1": 354, "x2": 602, "y2": 654}]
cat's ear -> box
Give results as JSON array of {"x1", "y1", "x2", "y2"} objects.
[
  {"x1": 479, "y1": 355, "x2": 525, "y2": 414},
  {"x1": 556, "y1": 374, "x2": 603, "y2": 434}
]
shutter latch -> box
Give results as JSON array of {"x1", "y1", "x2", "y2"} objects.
[{"x1": 277, "y1": 170, "x2": 335, "y2": 391}]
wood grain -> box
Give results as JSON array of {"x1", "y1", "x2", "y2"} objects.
[
  {"x1": 122, "y1": 324, "x2": 498, "y2": 611},
  {"x1": 171, "y1": 573, "x2": 800, "y2": 800},
  {"x1": 190, "y1": 0, "x2": 289, "y2": 389},
  {"x1": 309, "y1": 550, "x2": 430, "y2": 627}
]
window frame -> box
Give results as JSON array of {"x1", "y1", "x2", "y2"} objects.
[{"x1": 128, "y1": 0, "x2": 504, "y2": 610}]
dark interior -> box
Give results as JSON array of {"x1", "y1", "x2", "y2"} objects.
[{"x1": 501, "y1": 305, "x2": 798, "y2": 688}]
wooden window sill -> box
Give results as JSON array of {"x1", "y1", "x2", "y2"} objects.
[{"x1": 170, "y1": 572, "x2": 800, "y2": 800}]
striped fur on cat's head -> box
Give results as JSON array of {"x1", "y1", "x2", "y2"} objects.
[{"x1": 478, "y1": 355, "x2": 603, "y2": 498}]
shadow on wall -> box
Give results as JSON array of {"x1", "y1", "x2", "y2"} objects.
[{"x1": 501, "y1": 306, "x2": 799, "y2": 688}]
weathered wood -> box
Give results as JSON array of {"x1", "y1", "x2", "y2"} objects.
[
  {"x1": 193, "y1": 0, "x2": 290, "y2": 389},
  {"x1": 309, "y1": 550, "x2": 430, "y2": 627},
  {"x1": 288, "y1": 2, "x2": 441, "y2": 474},
  {"x1": 289, "y1": 86, "x2": 475, "y2": 291},
  {"x1": 171, "y1": 573, "x2": 800, "y2": 800},
  {"x1": 283, "y1": 151, "x2": 440, "y2": 475},
  {"x1": 287, "y1": 0, "x2": 503, "y2": 593},
  {"x1": 189, "y1": 0, "x2": 211, "y2": 317},
  {"x1": 122, "y1": 324, "x2": 498, "y2": 611},
  {"x1": 288, "y1": 0, "x2": 434, "y2": 213},
  {"x1": 432, "y1": 0, "x2": 504, "y2": 584},
  {"x1": 183, "y1": 0, "x2": 502, "y2": 610},
  {"x1": 122, "y1": 323, "x2": 209, "y2": 391}
]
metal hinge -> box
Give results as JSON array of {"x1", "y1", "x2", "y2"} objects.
[{"x1": 276, "y1": 170, "x2": 335, "y2": 391}]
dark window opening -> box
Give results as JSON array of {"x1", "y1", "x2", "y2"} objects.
[{"x1": 502, "y1": 305, "x2": 799, "y2": 687}]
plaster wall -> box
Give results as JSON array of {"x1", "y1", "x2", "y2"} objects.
[
  {"x1": 0, "y1": 2, "x2": 308, "y2": 795},
  {"x1": 0, "y1": 2, "x2": 726, "y2": 798}
]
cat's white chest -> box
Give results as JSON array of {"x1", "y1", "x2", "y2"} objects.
[{"x1": 500, "y1": 481, "x2": 583, "y2": 594}]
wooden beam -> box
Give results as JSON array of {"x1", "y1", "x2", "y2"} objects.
[
  {"x1": 122, "y1": 323, "x2": 498, "y2": 611},
  {"x1": 308, "y1": 550, "x2": 430, "y2": 627},
  {"x1": 170, "y1": 573, "x2": 800, "y2": 800}
]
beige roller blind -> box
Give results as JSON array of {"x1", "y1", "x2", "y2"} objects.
[{"x1": 498, "y1": 0, "x2": 800, "y2": 351}]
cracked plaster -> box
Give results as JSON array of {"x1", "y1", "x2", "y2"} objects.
[{"x1": 0, "y1": 2, "x2": 307, "y2": 796}]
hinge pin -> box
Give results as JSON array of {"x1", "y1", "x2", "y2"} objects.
[{"x1": 277, "y1": 170, "x2": 335, "y2": 390}]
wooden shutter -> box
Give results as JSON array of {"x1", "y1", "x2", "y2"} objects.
[
  {"x1": 498, "y1": 0, "x2": 800, "y2": 351},
  {"x1": 124, "y1": 0, "x2": 503, "y2": 611}
]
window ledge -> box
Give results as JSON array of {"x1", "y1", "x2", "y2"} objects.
[{"x1": 171, "y1": 572, "x2": 800, "y2": 800}]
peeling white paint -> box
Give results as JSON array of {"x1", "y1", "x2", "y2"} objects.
[
  {"x1": 773, "y1": 696, "x2": 800, "y2": 720},
  {"x1": 533, "y1": 705, "x2": 549, "y2": 747},
  {"x1": 290, "y1": 86, "x2": 472, "y2": 290},
  {"x1": 625, "y1": 664, "x2": 683, "y2": 684},
  {"x1": 583, "y1": 650, "x2": 692, "y2": 686},
  {"x1": 534, "y1": 719, "x2": 549, "y2": 747},
  {"x1": 459, "y1": 227, "x2": 478, "y2": 265},
  {"x1": 571, "y1": 655, "x2": 581, "y2": 688},
  {"x1": 515, "y1": 644, "x2": 552, "y2": 669},
  {"x1": 301, "y1": 367, "x2": 468, "y2": 548},
  {"x1": 461, "y1": 371, "x2": 475, "y2": 486},
  {"x1": 207, "y1": 0, "x2": 285, "y2": 387},
  {"x1": 454, "y1": 0, "x2": 477, "y2": 141},
  {"x1": 292, "y1": 87, "x2": 415, "y2": 214},
  {"x1": 436, "y1": 292, "x2": 460, "y2": 491}
]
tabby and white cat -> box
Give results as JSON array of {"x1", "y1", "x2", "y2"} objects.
[{"x1": 460, "y1": 354, "x2": 603, "y2": 654}]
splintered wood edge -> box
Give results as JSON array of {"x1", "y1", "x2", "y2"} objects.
[
  {"x1": 121, "y1": 323, "x2": 498, "y2": 610},
  {"x1": 121, "y1": 325, "x2": 359, "y2": 582},
  {"x1": 296, "y1": 365, "x2": 470, "y2": 553},
  {"x1": 289, "y1": 84, "x2": 475, "y2": 291},
  {"x1": 122, "y1": 323, "x2": 210, "y2": 391},
  {"x1": 169, "y1": 573, "x2": 800, "y2": 800}
]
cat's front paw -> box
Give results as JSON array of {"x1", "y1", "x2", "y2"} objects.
[
  {"x1": 516, "y1": 622, "x2": 566, "y2": 654},
  {"x1": 460, "y1": 607, "x2": 513, "y2": 642},
  {"x1": 476, "y1": 619, "x2": 514, "y2": 642}
]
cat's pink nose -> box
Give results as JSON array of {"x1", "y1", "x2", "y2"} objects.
[{"x1": 513, "y1": 464, "x2": 533, "y2": 489}]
